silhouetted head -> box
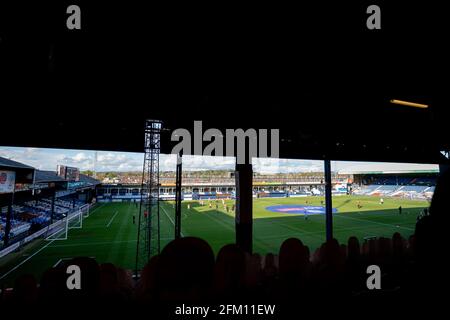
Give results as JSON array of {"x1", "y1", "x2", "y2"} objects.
[
  {"x1": 392, "y1": 232, "x2": 404, "y2": 256},
  {"x1": 347, "y1": 236, "x2": 360, "y2": 259},
  {"x1": 264, "y1": 253, "x2": 276, "y2": 269},
  {"x1": 378, "y1": 237, "x2": 392, "y2": 260},
  {"x1": 13, "y1": 274, "x2": 38, "y2": 304},
  {"x1": 319, "y1": 238, "x2": 344, "y2": 267},
  {"x1": 213, "y1": 244, "x2": 246, "y2": 295},
  {"x1": 99, "y1": 263, "x2": 119, "y2": 297},
  {"x1": 157, "y1": 237, "x2": 215, "y2": 302},
  {"x1": 67, "y1": 257, "x2": 100, "y2": 299},
  {"x1": 279, "y1": 238, "x2": 309, "y2": 276},
  {"x1": 39, "y1": 267, "x2": 66, "y2": 301}
]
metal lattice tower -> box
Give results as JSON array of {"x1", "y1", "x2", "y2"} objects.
[{"x1": 135, "y1": 119, "x2": 162, "y2": 275}]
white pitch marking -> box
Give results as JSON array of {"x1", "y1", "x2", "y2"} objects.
[
  {"x1": 106, "y1": 211, "x2": 119, "y2": 228},
  {"x1": 161, "y1": 205, "x2": 185, "y2": 237},
  {"x1": 0, "y1": 239, "x2": 55, "y2": 280},
  {"x1": 53, "y1": 258, "x2": 62, "y2": 268}
]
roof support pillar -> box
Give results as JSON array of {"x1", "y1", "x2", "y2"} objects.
[
  {"x1": 235, "y1": 162, "x2": 253, "y2": 253},
  {"x1": 324, "y1": 159, "x2": 333, "y2": 241}
]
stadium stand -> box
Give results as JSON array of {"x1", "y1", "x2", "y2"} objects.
[
  {"x1": 0, "y1": 158, "x2": 99, "y2": 249},
  {"x1": 0, "y1": 197, "x2": 87, "y2": 244},
  {"x1": 354, "y1": 184, "x2": 434, "y2": 200},
  {"x1": 0, "y1": 218, "x2": 30, "y2": 242}
]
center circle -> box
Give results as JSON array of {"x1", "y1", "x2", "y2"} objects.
[{"x1": 265, "y1": 204, "x2": 338, "y2": 215}]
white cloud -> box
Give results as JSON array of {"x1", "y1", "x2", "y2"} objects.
[
  {"x1": 253, "y1": 158, "x2": 324, "y2": 174},
  {"x1": 0, "y1": 147, "x2": 325, "y2": 173},
  {"x1": 4, "y1": 147, "x2": 434, "y2": 175}
]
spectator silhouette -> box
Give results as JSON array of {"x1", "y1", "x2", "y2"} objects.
[
  {"x1": 278, "y1": 238, "x2": 311, "y2": 301},
  {"x1": 212, "y1": 244, "x2": 246, "y2": 301},
  {"x1": 39, "y1": 267, "x2": 66, "y2": 303},
  {"x1": 12, "y1": 274, "x2": 38, "y2": 305},
  {"x1": 135, "y1": 255, "x2": 160, "y2": 303},
  {"x1": 99, "y1": 263, "x2": 128, "y2": 302},
  {"x1": 155, "y1": 237, "x2": 214, "y2": 303},
  {"x1": 414, "y1": 169, "x2": 450, "y2": 296},
  {"x1": 66, "y1": 257, "x2": 100, "y2": 302},
  {"x1": 345, "y1": 236, "x2": 364, "y2": 292},
  {"x1": 314, "y1": 238, "x2": 345, "y2": 296}
]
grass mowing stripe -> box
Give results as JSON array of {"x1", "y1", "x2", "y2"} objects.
[
  {"x1": 198, "y1": 209, "x2": 275, "y2": 252},
  {"x1": 256, "y1": 223, "x2": 388, "y2": 241},
  {"x1": 334, "y1": 213, "x2": 414, "y2": 231},
  {"x1": 110, "y1": 203, "x2": 136, "y2": 266},
  {"x1": 264, "y1": 219, "x2": 326, "y2": 241}
]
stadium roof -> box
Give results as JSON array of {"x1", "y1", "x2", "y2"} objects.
[
  {"x1": 337, "y1": 163, "x2": 440, "y2": 175},
  {"x1": 0, "y1": 156, "x2": 35, "y2": 184},
  {"x1": 0, "y1": 156, "x2": 34, "y2": 170},
  {"x1": 34, "y1": 171, "x2": 100, "y2": 185},
  {"x1": 1, "y1": 3, "x2": 448, "y2": 164},
  {"x1": 34, "y1": 170, "x2": 66, "y2": 183},
  {"x1": 0, "y1": 158, "x2": 101, "y2": 185},
  {"x1": 79, "y1": 174, "x2": 101, "y2": 186}
]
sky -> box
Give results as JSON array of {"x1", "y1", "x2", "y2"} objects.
[{"x1": 0, "y1": 146, "x2": 439, "y2": 174}]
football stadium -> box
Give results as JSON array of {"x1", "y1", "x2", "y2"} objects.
[
  {"x1": 1, "y1": 1, "x2": 449, "y2": 317},
  {"x1": 0, "y1": 156, "x2": 438, "y2": 287}
]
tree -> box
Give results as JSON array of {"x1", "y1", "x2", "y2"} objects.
[{"x1": 81, "y1": 170, "x2": 94, "y2": 177}]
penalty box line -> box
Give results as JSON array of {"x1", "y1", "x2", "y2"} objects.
[{"x1": 160, "y1": 204, "x2": 185, "y2": 237}]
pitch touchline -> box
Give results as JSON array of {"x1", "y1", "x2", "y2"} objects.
[
  {"x1": 0, "y1": 239, "x2": 56, "y2": 280},
  {"x1": 50, "y1": 239, "x2": 138, "y2": 248},
  {"x1": 106, "y1": 211, "x2": 119, "y2": 228},
  {"x1": 161, "y1": 205, "x2": 185, "y2": 237},
  {"x1": 0, "y1": 203, "x2": 107, "y2": 280}
]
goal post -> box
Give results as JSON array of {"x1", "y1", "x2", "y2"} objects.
[
  {"x1": 45, "y1": 215, "x2": 69, "y2": 241},
  {"x1": 68, "y1": 209, "x2": 83, "y2": 230},
  {"x1": 80, "y1": 204, "x2": 90, "y2": 218},
  {"x1": 45, "y1": 209, "x2": 83, "y2": 241}
]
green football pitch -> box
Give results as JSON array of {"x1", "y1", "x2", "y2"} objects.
[{"x1": 0, "y1": 196, "x2": 428, "y2": 287}]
